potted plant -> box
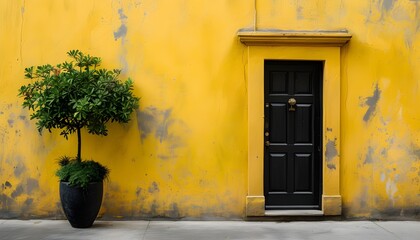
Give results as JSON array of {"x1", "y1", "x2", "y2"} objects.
[{"x1": 18, "y1": 50, "x2": 139, "y2": 228}]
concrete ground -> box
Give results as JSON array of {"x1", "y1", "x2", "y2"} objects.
[{"x1": 0, "y1": 220, "x2": 419, "y2": 240}]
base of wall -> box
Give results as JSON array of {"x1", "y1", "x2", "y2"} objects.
[
  {"x1": 322, "y1": 195, "x2": 342, "y2": 216},
  {"x1": 246, "y1": 196, "x2": 265, "y2": 216}
]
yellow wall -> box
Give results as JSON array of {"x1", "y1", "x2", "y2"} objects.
[{"x1": 0, "y1": 0, "x2": 419, "y2": 219}]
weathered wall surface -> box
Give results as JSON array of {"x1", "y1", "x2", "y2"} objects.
[
  {"x1": 0, "y1": 0, "x2": 252, "y2": 219},
  {"x1": 340, "y1": 1, "x2": 420, "y2": 219},
  {"x1": 255, "y1": 0, "x2": 420, "y2": 219},
  {"x1": 0, "y1": 0, "x2": 419, "y2": 219}
]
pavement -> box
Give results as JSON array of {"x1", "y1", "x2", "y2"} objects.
[{"x1": 0, "y1": 220, "x2": 419, "y2": 240}]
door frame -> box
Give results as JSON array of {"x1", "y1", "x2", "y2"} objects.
[{"x1": 238, "y1": 30, "x2": 351, "y2": 216}]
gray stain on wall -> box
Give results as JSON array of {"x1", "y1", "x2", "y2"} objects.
[
  {"x1": 14, "y1": 161, "x2": 26, "y2": 177},
  {"x1": 136, "y1": 187, "x2": 142, "y2": 197},
  {"x1": 326, "y1": 139, "x2": 338, "y2": 170},
  {"x1": 363, "y1": 83, "x2": 381, "y2": 122},
  {"x1": 11, "y1": 185, "x2": 24, "y2": 198},
  {"x1": 26, "y1": 178, "x2": 39, "y2": 193},
  {"x1": 150, "y1": 200, "x2": 158, "y2": 216},
  {"x1": 114, "y1": 8, "x2": 128, "y2": 40},
  {"x1": 167, "y1": 203, "x2": 180, "y2": 218},
  {"x1": 136, "y1": 108, "x2": 156, "y2": 140},
  {"x1": 326, "y1": 140, "x2": 338, "y2": 161},
  {"x1": 382, "y1": 0, "x2": 395, "y2": 12},
  {"x1": 7, "y1": 119, "x2": 14, "y2": 127},
  {"x1": 136, "y1": 106, "x2": 188, "y2": 160},
  {"x1": 411, "y1": 145, "x2": 420, "y2": 160},
  {"x1": 9, "y1": 178, "x2": 39, "y2": 199},
  {"x1": 24, "y1": 198, "x2": 33, "y2": 206},
  {"x1": 21, "y1": 198, "x2": 34, "y2": 213},
  {"x1": 156, "y1": 109, "x2": 172, "y2": 143},
  {"x1": 0, "y1": 194, "x2": 14, "y2": 211},
  {"x1": 364, "y1": 146, "x2": 374, "y2": 164},
  {"x1": 137, "y1": 107, "x2": 173, "y2": 143},
  {"x1": 114, "y1": 24, "x2": 127, "y2": 40},
  {"x1": 148, "y1": 181, "x2": 159, "y2": 193}
]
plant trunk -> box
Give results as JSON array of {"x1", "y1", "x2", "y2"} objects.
[{"x1": 77, "y1": 127, "x2": 81, "y2": 162}]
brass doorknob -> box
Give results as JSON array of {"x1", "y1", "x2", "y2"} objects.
[
  {"x1": 265, "y1": 141, "x2": 270, "y2": 146},
  {"x1": 288, "y1": 98, "x2": 296, "y2": 111},
  {"x1": 288, "y1": 98, "x2": 296, "y2": 106}
]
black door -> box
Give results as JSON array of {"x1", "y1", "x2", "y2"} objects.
[{"x1": 264, "y1": 60, "x2": 322, "y2": 210}]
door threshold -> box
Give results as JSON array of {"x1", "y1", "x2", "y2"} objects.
[{"x1": 265, "y1": 210, "x2": 323, "y2": 216}]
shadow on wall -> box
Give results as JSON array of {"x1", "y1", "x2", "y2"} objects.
[{"x1": 136, "y1": 106, "x2": 189, "y2": 160}]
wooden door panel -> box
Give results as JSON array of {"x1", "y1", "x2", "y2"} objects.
[
  {"x1": 294, "y1": 104, "x2": 312, "y2": 143},
  {"x1": 269, "y1": 103, "x2": 288, "y2": 143},
  {"x1": 264, "y1": 60, "x2": 322, "y2": 210},
  {"x1": 294, "y1": 72, "x2": 313, "y2": 94},
  {"x1": 269, "y1": 71, "x2": 288, "y2": 94},
  {"x1": 268, "y1": 153, "x2": 287, "y2": 192},
  {"x1": 294, "y1": 154, "x2": 313, "y2": 192}
]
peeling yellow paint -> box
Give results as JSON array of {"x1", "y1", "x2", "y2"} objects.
[{"x1": 1, "y1": 0, "x2": 420, "y2": 219}]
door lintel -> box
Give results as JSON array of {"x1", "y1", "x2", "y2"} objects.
[{"x1": 238, "y1": 30, "x2": 352, "y2": 47}]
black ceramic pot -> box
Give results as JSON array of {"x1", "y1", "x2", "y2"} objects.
[{"x1": 59, "y1": 181, "x2": 103, "y2": 228}]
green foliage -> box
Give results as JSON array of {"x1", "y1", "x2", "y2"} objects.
[
  {"x1": 18, "y1": 49, "x2": 140, "y2": 139},
  {"x1": 56, "y1": 156, "x2": 109, "y2": 189},
  {"x1": 18, "y1": 50, "x2": 140, "y2": 188}
]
